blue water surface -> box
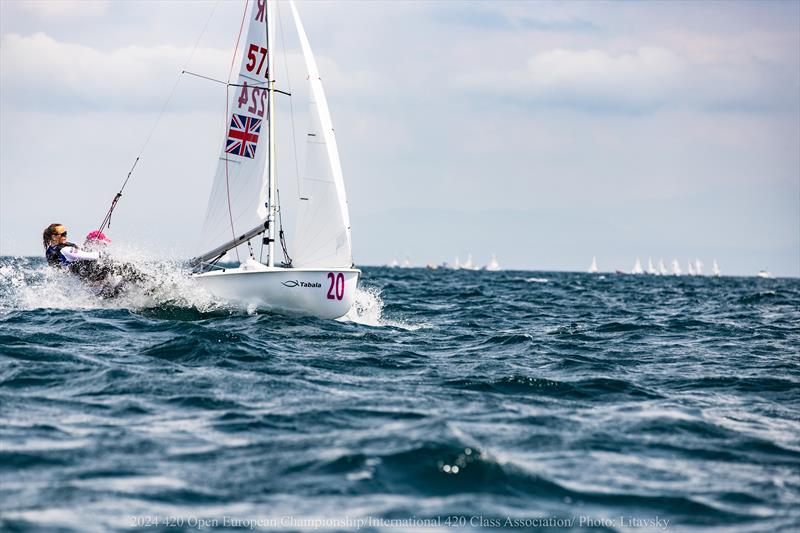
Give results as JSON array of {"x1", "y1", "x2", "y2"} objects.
[{"x1": 1, "y1": 257, "x2": 798, "y2": 532}]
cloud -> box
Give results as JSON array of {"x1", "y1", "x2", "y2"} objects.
[
  {"x1": 526, "y1": 47, "x2": 685, "y2": 109},
  {"x1": 435, "y1": 8, "x2": 598, "y2": 32},
  {"x1": 0, "y1": 33, "x2": 230, "y2": 112},
  {"x1": 456, "y1": 46, "x2": 795, "y2": 113},
  {"x1": 0, "y1": 31, "x2": 375, "y2": 114},
  {"x1": 14, "y1": 0, "x2": 109, "y2": 18}
]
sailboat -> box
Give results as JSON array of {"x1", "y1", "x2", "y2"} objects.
[
  {"x1": 189, "y1": 0, "x2": 359, "y2": 319},
  {"x1": 712, "y1": 259, "x2": 721, "y2": 277},
  {"x1": 671, "y1": 258, "x2": 682, "y2": 276},
  {"x1": 687, "y1": 260, "x2": 696, "y2": 276},
  {"x1": 588, "y1": 256, "x2": 598, "y2": 274},
  {"x1": 631, "y1": 258, "x2": 644, "y2": 274},
  {"x1": 646, "y1": 257, "x2": 657, "y2": 275},
  {"x1": 484, "y1": 254, "x2": 501, "y2": 271},
  {"x1": 658, "y1": 258, "x2": 668, "y2": 276},
  {"x1": 461, "y1": 254, "x2": 479, "y2": 271}
]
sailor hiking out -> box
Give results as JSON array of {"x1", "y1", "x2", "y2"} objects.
[{"x1": 42, "y1": 223, "x2": 144, "y2": 297}]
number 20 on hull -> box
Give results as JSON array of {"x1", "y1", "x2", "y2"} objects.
[{"x1": 326, "y1": 272, "x2": 345, "y2": 300}]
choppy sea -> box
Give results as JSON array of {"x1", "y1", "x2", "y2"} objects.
[{"x1": 1, "y1": 256, "x2": 798, "y2": 533}]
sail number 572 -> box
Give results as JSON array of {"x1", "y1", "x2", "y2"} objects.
[
  {"x1": 246, "y1": 44, "x2": 268, "y2": 77},
  {"x1": 326, "y1": 273, "x2": 345, "y2": 301}
]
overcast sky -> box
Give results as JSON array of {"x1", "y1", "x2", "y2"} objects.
[{"x1": 1, "y1": 0, "x2": 798, "y2": 276}]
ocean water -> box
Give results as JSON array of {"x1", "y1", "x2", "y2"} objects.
[{"x1": 1, "y1": 256, "x2": 798, "y2": 533}]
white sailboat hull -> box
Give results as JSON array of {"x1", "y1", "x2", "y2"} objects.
[{"x1": 193, "y1": 267, "x2": 360, "y2": 319}]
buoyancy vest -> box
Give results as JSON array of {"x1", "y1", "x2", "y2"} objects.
[{"x1": 45, "y1": 242, "x2": 79, "y2": 267}]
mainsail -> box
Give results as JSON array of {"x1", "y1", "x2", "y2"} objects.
[
  {"x1": 199, "y1": 0, "x2": 272, "y2": 259},
  {"x1": 288, "y1": 0, "x2": 353, "y2": 268}
]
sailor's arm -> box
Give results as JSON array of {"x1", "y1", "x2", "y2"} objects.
[{"x1": 60, "y1": 246, "x2": 100, "y2": 263}]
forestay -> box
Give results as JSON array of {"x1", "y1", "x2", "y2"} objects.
[
  {"x1": 199, "y1": 0, "x2": 272, "y2": 258},
  {"x1": 288, "y1": 0, "x2": 353, "y2": 269}
]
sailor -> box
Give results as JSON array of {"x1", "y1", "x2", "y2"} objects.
[
  {"x1": 83, "y1": 230, "x2": 148, "y2": 286},
  {"x1": 83, "y1": 229, "x2": 113, "y2": 251},
  {"x1": 43, "y1": 223, "x2": 100, "y2": 269},
  {"x1": 43, "y1": 224, "x2": 129, "y2": 297},
  {"x1": 77, "y1": 230, "x2": 119, "y2": 284}
]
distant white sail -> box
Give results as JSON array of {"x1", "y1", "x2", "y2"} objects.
[
  {"x1": 712, "y1": 259, "x2": 721, "y2": 277},
  {"x1": 632, "y1": 258, "x2": 644, "y2": 274},
  {"x1": 671, "y1": 258, "x2": 682, "y2": 276},
  {"x1": 695, "y1": 259, "x2": 704, "y2": 276},
  {"x1": 687, "y1": 260, "x2": 696, "y2": 276},
  {"x1": 588, "y1": 256, "x2": 598, "y2": 273},
  {"x1": 659, "y1": 259, "x2": 668, "y2": 276},
  {"x1": 462, "y1": 254, "x2": 478, "y2": 271},
  {"x1": 484, "y1": 254, "x2": 501, "y2": 271},
  {"x1": 647, "y1": 257, "x2": 657, "y2": 275}
]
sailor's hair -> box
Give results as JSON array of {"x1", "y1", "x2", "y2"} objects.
[{"x1": 42, "y1": 223, "x2": 63, "y2": 249}]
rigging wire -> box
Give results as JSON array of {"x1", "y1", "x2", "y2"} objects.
[
  {"x1": 181, "y1": 71, "x2": 228, "y2": 86},
  {"x1": 277, "y1": 188, "x2": 292, "y2": 266},
  {"x1": 97, "y1": 0, "x2": 221, "y2": 233},
  {"x1": 181, "y1": 72, "x2": 288, "y2": 94}
]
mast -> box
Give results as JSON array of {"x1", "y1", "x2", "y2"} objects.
[{"x1": 266, "y1": 0, "x2": 277, "y2": 267}]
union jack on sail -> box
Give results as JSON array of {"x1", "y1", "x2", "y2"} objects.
[{"x1": 225, "y1": 114, "x2": 261, "y2": 158}]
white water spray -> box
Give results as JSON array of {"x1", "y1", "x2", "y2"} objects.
[
  {"x1": 340, "y1": 283, "x2": 426, "y2": 330},
  {"x1": 0, "y1": 250, "x2": 222, "y2": 313}
]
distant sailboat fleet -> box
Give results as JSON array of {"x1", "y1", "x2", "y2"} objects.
[
  {"x1": 383, "y1": 255, "x2": 772, "y2": 278},
  {"x1": 589, "y1": 257, "x2": 726, "y2": 277},
  {"x1": 387, "y1": 253, "x2": 502, "y2": 271}
]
